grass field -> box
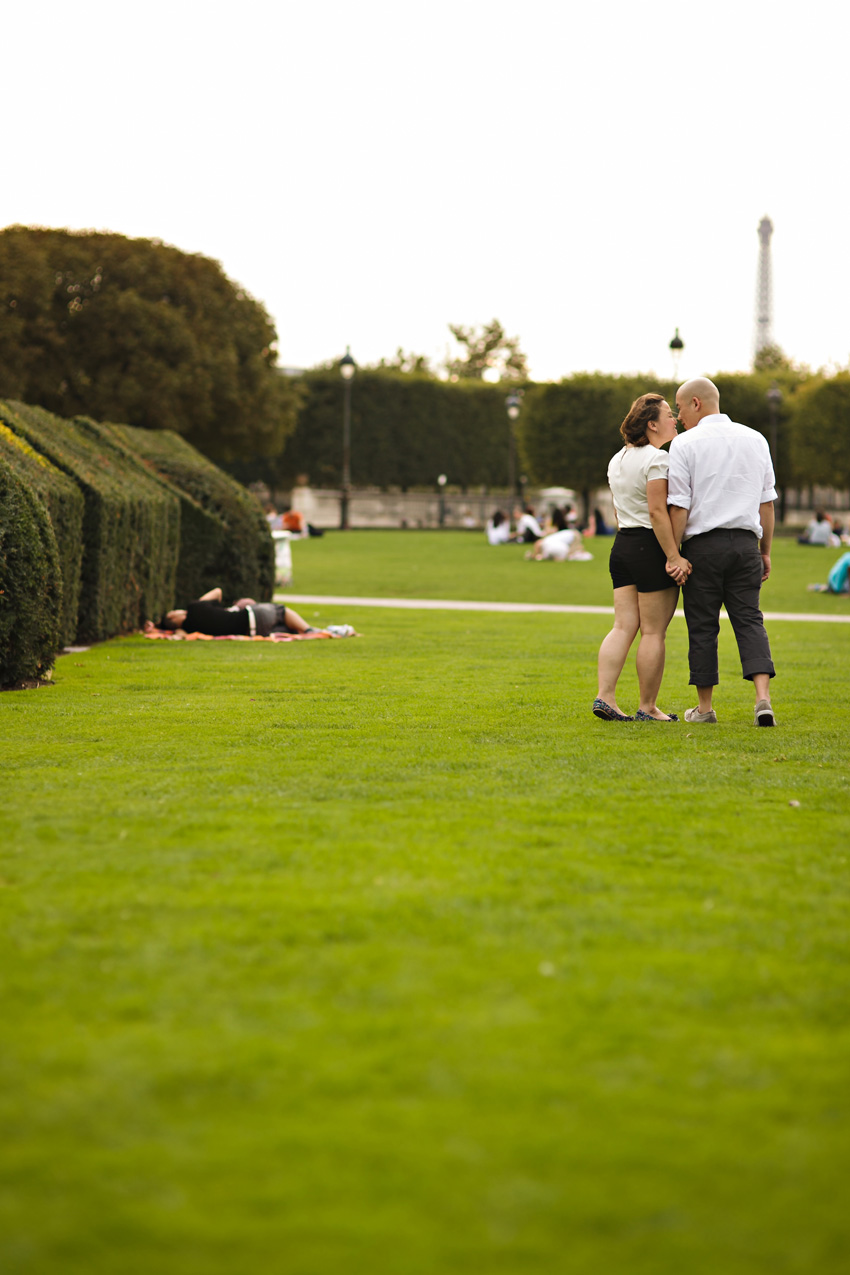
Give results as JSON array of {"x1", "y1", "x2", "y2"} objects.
[{"x1": 2, "y1": 533, "x2": 848, "y2": 1274}]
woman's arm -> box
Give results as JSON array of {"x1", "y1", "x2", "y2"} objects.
[
  {"x1": 197, "y1": 587, "x2": 223, "y2": 603},
  {"x1": 647, "y1": 479, "x2": 690, "y2": 582}
]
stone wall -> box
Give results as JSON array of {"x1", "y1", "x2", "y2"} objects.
[{"x1": 289, "y1": 486, "x2": 616, "y2": 531}]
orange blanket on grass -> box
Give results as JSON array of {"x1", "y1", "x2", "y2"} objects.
[{"x1": 143, "y1": 627, "x2": 334, "y2": 642}]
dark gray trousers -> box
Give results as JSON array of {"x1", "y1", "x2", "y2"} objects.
[{"x1": 681, "y1": 529, "x2": 775, "y2": 686}]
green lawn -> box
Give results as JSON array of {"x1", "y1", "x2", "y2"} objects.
[
  {"x1": 1, "y1": 533, "x2": 848, "y2": 1274},
  {"x1": 281, "y1": 528, "x2": 850, "y2": 615}
]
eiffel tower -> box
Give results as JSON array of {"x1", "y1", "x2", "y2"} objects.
[{"x1": 754, "y1": 216, "x2": 774, "y2": 361}]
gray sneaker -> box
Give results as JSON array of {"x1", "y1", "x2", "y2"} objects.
[
  {"x1": 754, "y1": 698, "x2": 776, "y2": 727},
  {"x1": 684, "y1": 706, "x2": 717, "y2": 723}
]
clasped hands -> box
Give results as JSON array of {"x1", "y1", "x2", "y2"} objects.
[{"x1": 665, "y1": 555, "x2": 692, "y2": 586}]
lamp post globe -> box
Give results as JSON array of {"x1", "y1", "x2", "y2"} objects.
[
  {"x1": 437, "y1": 473, "x2": 447, "y2": 527},
  {"x1": 339, "y1": 347, "x2": 356, "y2": 529},
  {"x1": 505, "y1": 392, "x2": 522, "y2": 497}
]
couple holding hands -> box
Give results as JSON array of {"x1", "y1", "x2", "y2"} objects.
[{"x1": 594, "y1": 377, "x2": 777, "y2": 727}]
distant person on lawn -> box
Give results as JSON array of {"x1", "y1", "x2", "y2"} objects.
[
  {"x1": 526, "y1": 527, "x2": 591, "y2": 561},
  {"x1": 511, "y1": 504, "x2": 545, "y2": 543},
  {"x1": 798, "y1": 511, "x2": 835, "y2": 546},
  {"x1": 485, "y1": 510, "x2": 511, "y2": 545},
  {"x1": 148, "y1": 588, "x2": 352, "y2": 638},
  {"x1": 667, "y1": 377, "x2": 777, "y2": 727}
]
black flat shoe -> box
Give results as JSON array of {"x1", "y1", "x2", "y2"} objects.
[
  {"x1": 592, "y1": 698, "x2": 634, "y2": 721},
  {"x1": 634, "y1": 709, "x2": 679, "y2": 722}
]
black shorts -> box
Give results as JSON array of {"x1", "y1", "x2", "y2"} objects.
[{"x1": 609, "y1": 527, "x2": 678, "y2": 593}]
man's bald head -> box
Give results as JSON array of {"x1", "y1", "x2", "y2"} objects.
[{"x1": 675, "y1": 377, "x2": 720, "y2": 430}]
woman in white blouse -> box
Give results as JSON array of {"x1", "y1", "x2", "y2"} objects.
[{"x1": 593, "y1": 394, "x2": 691, "y2": 722}]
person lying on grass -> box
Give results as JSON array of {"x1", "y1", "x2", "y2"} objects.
[
  {"x1": 146, "y1": 588, "x2": 353, "y2": 638},
  {"x1": 525, "y1": 528, "x2": 593, "y2": 561}
]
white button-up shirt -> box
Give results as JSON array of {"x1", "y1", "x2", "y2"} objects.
[{"x1": 667, "y1": 414, "x2": 777, "y2": 541}]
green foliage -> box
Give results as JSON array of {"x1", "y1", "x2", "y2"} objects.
[
  {"x1": 373, "y1": 348, "x2": 435, "y2": 375},
  {"x1": 0, "y1": 455, "x2": 62, "y2": 685},
  {"x1": 518, "y1": 373, "x2": 675, "y2": 490},
  {"x1": 277, "y1": 370, "x2": 512, "y2": 490},
  {"x1": 518, "y1": 370, "x2": 820, "y2": 493},
  {"x1": 788, "y1": 374, "x2": 850, "y2": 489},
  {"x1": 446, "y1": 318, "x2": 528, "y2": 381},
  {"x1": 6, "y1": 401, "x2": 180, "y2": 641},
  {"x1": 0, "y1": 403, "x2": 84, "y2": 645},
  {"x1": 753, "y1": 342, "x2": 794, "y2": 372},
  {"x1": 0, "y1": 225, "x2": 299, "y2": 464},
  {"x1": 112, "y1": 424, "x2": 275, "y2": 604}
]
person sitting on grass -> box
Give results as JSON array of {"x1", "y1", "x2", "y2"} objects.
[
  {"x1": 146, "y1": 588, "x2": 353, "y2": 638},
  {"x1": 807, "y1": 551, "x2": 850, "y2": 594},
  {"x1": 542, "y1": 506, "x2": 569, "y2": 534},
  {"x1": 511, "y1": 504, "x2": 545, "y2": 543},
  {"x1": 525, "y1": 527, "x2": 593, "y2": 561},
  {"x1": 798, "y1": 510, "x2": 836, "y2": 546},
  {"x1": 485, "y1": 510, "x2": 511, "y2": 545}
]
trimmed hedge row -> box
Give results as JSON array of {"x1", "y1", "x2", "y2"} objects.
[
  {"x1": 0, "y1": 455, "x2": 63, "y2": 685},
  {"x1": 0, "y1": 407, "x2": 84, "y2": 645},
  {"x1": 113, "y1": 424, "x2": 274, "y2": 604},
  {"x1": 7, "y1": 401, "x2": 180, "y2": 642},
  {"x1": 271, "y1": 371, "x2": 512, "y2": 491},
  {"x1": 0, "y1": 401, "x2": 274, "y2": 686}
]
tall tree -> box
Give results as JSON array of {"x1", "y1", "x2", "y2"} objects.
[
  {"x1": 374, "y1": 348, "x2": 434, "y2": 376},
  {"x1": 788, "y1": 374, "x2": 850, "y2": 488},
  {"x1": 446, "y1": 319, "x2": 528, "y2": 382},
  {"x1": 0, "y1": 226, "x2": 299, "y2": 463}
]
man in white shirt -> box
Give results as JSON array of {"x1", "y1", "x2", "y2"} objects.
[{"x1": 667, "y1": 377, "x2": 777, "y2": 726}]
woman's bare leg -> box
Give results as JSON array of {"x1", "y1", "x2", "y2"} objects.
[
  {"x1": 597, "y1": 586, "x2": 640, "y2": 712},
  {"x1": 635, "y1": 587, "x2": 679, "y2": 717}
]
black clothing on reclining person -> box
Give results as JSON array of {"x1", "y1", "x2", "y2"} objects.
[
  {"x1": 183, "y1": 601, "x2": 251, "y2": 636},
  {"x1": 181, "y1": 601, "x2": 297, "y2": 637}
]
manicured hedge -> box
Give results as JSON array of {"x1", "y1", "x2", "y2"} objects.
[
  {"x1": 273, "y1": 371, "x2": 512, "y2": 491},
  {"x1": 0, "y1": 404, "x2": 84, "y2": 646},
  {"x1": 0, "y1": 455, "x2": 63, "y2": 686},
  {"x1": 6, "y1": 402, "x2": 180, "y2": 641},
  {"x1": 518, "y1": 375, "x2": 679, "y2": 491},
  {"x1": 77, "y1": 421, "x2": 226, "y2": 607},
  {"x1": 112, "y1": 425, "x2": 274, "y2": 603}
]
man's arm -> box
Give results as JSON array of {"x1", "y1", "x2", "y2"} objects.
[
  {"x1": 759, "y1": 501, "x2": 774, "y2": 582},
  {"x1": 198, "y1": 587, "x2": 223, "y2": 603},
  {"x1": 647, "y1": 481, "x2": 690, "y2": 581},
  {"x1": 668, "y1": 504, "x2": 688, "y2": 550}
]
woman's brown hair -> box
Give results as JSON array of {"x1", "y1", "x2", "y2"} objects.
[{"x1": 619, "y1": 393, "x2": 665, "y2": 447}]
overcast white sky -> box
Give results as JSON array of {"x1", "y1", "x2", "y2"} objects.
[{"x1": 6, "y1": 0, "x2": 849, "y2": 383}]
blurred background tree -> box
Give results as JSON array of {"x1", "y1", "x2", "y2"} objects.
[
  {"x1": 0, "y1": 226, "x2": 299, "y2": 464},
  {"x1": 788, "y1": 373, "x2": 850, "y2": 490},
  {"x1": 446, "y1": 319, "x2": 529, "y2": 382}
]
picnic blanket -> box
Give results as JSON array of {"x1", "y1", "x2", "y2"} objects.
[{"x1": 143, "y1": 627, "x2": 355, "y2": 642}]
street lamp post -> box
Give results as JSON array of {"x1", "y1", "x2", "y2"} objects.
[
  {"x1": 767, "y1": 380, "x2": 783, "y2": 521},
  {"x1": 669, "y1": 328, "x2": 684, "y2": 381},
  {"x1": 339, "y1": 347, "x2": 356, "y2": 530},
  {"x1": 505, "y1": 392, "x2": 521, "y2": 498},
  {"x1": 437, "y1": 473, "x2": 447, "y2": 527}
]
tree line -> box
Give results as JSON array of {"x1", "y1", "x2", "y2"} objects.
[{"x1": 2, "y1": 226, "x2": 848, "y2": 498}]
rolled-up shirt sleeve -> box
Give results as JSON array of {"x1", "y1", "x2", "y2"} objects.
[
  {"x1": 761, "y1": 444, "x2": 778, "y2": 502},
  {"x1": 666, "y1": 439, "x2": 691, "y2": 509}
]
